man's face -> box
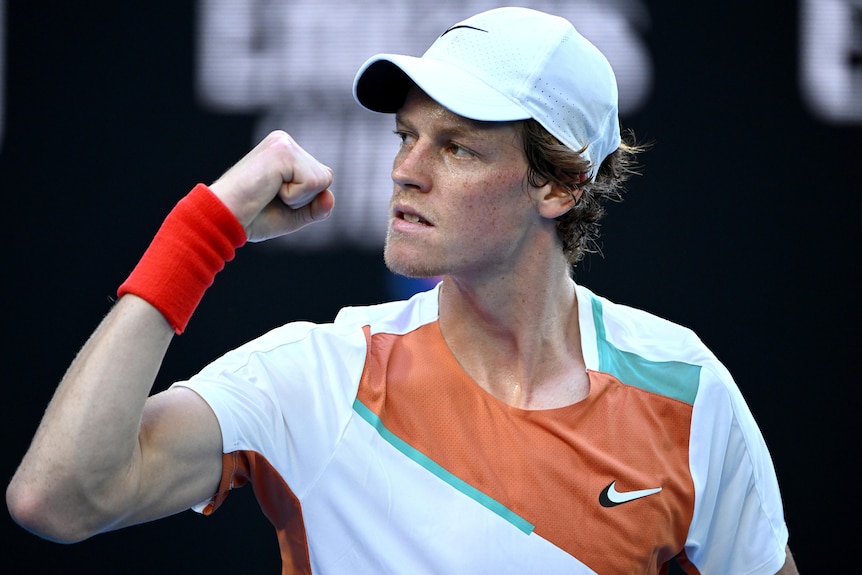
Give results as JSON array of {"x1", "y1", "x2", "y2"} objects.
[{"x1": 384, "y1": 88, "x2": 546, "y2": 281}]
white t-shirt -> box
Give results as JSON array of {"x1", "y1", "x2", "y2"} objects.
[{"x1": 175, "y1": 283, "x2": 789, "y2": 574}]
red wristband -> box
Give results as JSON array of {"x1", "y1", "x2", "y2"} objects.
[{"x1": 117, "y1": 183, "x2": 247, "y2": 334}]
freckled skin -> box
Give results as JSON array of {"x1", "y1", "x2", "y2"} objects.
[{"x1": 384, "y1": 88, "x2": 548, "y2": 282}]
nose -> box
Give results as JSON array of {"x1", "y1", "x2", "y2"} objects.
[{"x1": 391, "y1": 141, "x2": 431, "y2": 193}]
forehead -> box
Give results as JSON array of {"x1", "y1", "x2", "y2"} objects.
[{"x1": 396, "y1": 86, "x2": 522, "y2": 143}]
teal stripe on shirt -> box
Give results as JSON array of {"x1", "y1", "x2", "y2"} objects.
[
  {"x1": 590, "y1": 296, "x2": 700, "y2": 405},
  {"x1": 353, "y1": 398, "x2": 535, "y2": 535}
]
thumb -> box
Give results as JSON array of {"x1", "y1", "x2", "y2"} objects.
[
  {"x1": 246, "y1": 189, "x2": 335, "y2": 242},
  {"x1": 300, "y1": 188, "x2": 335, "y2": 223}
]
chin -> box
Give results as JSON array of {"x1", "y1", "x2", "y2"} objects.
[
  {"x1": 384, "y1": 246, "x2": 443, "y2": 279},
  {"x1": 384, "y1": 258, "x2": 440, "y2": 280}
]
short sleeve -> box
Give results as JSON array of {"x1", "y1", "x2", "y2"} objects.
[
  {"x1": 683, "y1": 365, "x2": 789, "y2": 574},
  {"x1": 171, "y1": 320, "x2": 369, "y2": 512}
]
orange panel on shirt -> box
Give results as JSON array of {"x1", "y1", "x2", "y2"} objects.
[
  {"x1": 357, "y1": 321, "x2": 696, "y2": 573},
  {"x1": 213, "y1": 451, "x2": 313, "y2": 575}
]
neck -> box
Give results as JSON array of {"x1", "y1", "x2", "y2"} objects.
[{"x1": 437, "y1": 255, "x2": 588, "y2": 410}]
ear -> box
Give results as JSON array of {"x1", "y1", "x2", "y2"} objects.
[{"x1": 536, "y1": 176, "x2": 586, "y2": 219}]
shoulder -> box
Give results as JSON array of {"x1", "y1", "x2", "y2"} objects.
[
  {"x1": 192, "y1": 285, "x2": 441, "y2": 377},
  {"x1": 577, "y1": 284, "x2": 705, "y2": 354},
  {"x1": 576, "y1": 283, "x2": 728, "y2": 405},
  {"x1": 334, "y1": 284, "x2": 440, "y2": 335}
]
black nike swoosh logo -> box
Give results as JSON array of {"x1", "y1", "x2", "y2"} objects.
[
  {"x1": 440, "y1": 25, "x2": 488, "y2": 37},
  {"x1": 598, "y1": 481, "x2": 663, "y2": 508}
]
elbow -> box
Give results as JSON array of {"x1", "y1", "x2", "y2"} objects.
[{"x1": 6, "y1": 473, "x2": 96, "y2": 544}]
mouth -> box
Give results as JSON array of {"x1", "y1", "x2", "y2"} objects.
[{"x1": 395, "y1": 208, "x2": 432, "y2": 226}]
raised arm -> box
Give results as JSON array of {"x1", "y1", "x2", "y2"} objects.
[{"x1": 6, "y1": 131, "x2": 334, "y2": 542}]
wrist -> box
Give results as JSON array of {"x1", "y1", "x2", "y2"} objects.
[{"x1": 117, "y1": 183, "x2": 247, "y2": 334}]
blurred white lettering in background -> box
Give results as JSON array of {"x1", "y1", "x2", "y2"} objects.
[
  {"x1": 800, "y1": 0, "x2": 862, "y2": 124},
  {"x1": 195, "y1": 0, "x2": 653, "y2": 250}
]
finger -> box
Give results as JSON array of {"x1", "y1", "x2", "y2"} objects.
[
  {"x1": 291, "y1": 188, "x2": 335, "y2": 225},
  {"x1": 308, "y1": 189, "x2": 335, "y2": 222},
  {"x1": 278, "y1": 161, "x2": 334, "y2": 209},
  {"x1": 246, "y1": 189, "x2": 335, "y2": 243}
]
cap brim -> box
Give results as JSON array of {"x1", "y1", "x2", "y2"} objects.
[{"x1": 353, "y1": 54, "x2": 530, "y2": 122}]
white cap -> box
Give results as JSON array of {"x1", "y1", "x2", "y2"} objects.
[{"x1": 353, "y1": 6, "x2": 621, "y2": 180}]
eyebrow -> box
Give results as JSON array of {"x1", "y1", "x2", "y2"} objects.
[{"x1": 394, "y1": 111, "x2": 511, "y2": 142}]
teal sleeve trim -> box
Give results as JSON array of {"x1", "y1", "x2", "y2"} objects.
[
  {"x1": 353, "y1": 399, "x2": 535, "y2": 535},
  {"x1": 590, "y1": 297, "x2": 700, "y2": 405}
]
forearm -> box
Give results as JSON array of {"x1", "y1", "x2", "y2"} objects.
[{"x1": 7, "y1": 295, "x2": 174, "y2": 542}]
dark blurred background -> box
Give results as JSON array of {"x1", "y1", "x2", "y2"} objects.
[{"x1": 1, "y1": 1, "x2": 859, "y2": 573}]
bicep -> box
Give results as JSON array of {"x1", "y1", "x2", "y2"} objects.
[{"x1": 115, "y1": 387, "x2": 224, "y2": 529}]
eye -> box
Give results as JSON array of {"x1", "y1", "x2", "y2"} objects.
[
  {"x1": 393, "y1": 130, "x2": 414, "y2": 146},
  {"x1": 446, "y1": 142, "x2": 475, "y2": 158}
]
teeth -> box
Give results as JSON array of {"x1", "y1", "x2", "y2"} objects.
[{"x1": 403, "y1": 213, "x2": 421, "y2": 223}]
